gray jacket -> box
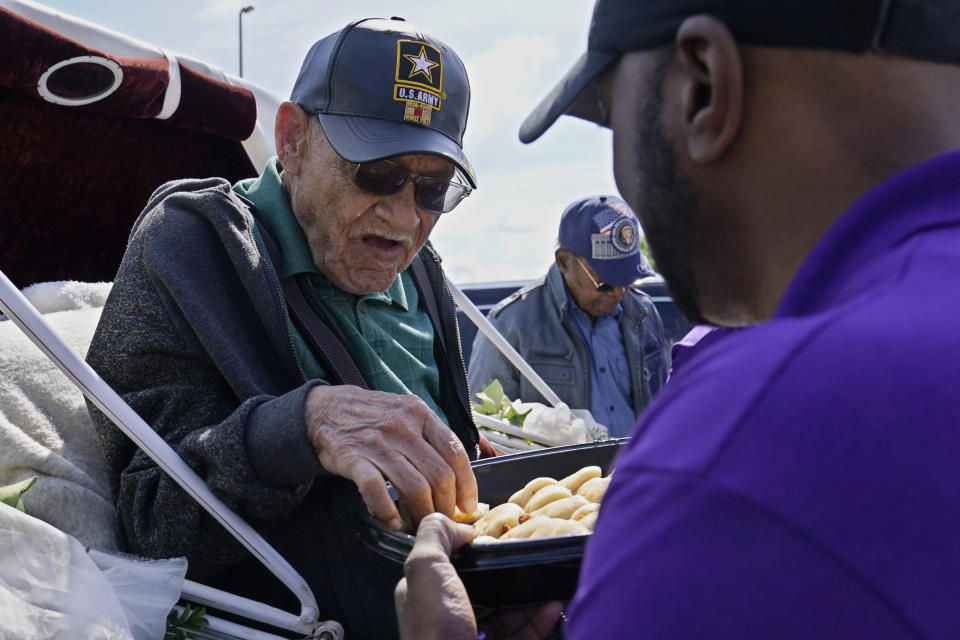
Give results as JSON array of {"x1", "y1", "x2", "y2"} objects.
[
  {"x1": 468, "y1": 263, "x2": 670, "y2": 418},
  {"x1": 85, "y1": 177, "x2": 478, "y2": 639}
]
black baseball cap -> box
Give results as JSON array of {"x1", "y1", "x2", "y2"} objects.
[
  {"x1": 520, "y1": 0, "x2": 960, "y2": 143},
  {"x1": 292, "y1": 17, "x2": 477, "y2": 188}
]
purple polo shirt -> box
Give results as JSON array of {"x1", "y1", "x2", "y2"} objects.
[
  {"x1": 668, "y1": 325, "x2": 740, "y2": 379},
  {"x1": 567, "y1": 150, "x2": 960, "y2": 639}
]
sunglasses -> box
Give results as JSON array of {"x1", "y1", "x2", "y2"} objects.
[
  {"x1": 576, "y1": 257, "x2": 617, "y2": 293},
  {"x1": 353, "y1": 158, "x2": 472, "y2": 214}
]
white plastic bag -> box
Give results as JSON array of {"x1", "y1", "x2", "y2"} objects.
[
  {"x1": 571, "y1": 408, "x2": 610, "y2": 442},
  {"x1": 0, "y1": 503, "x2": 187, "y2": 640},
  {"x1": 0, "y1": 504, "x2": 134, "y2": 639},
  {"x1": 89, "y1": 549, "x2": 187, "y2": 640},
  {"x1": 516, "y1": 401, "x2": 597, "y2": 445}
]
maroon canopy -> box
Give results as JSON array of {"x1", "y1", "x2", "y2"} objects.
[{"x1": 0, "y1": 7, "x2": 261, "y2": 287}]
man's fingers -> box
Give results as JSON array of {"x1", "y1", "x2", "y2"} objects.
[
  {"x1": 402, "y1": 437, "x2": 460, "y2": 517},
  {"x1": 421, "y1": 415, "x2": 479, "y2": 514},
  {"x1": 402, "y1": 515, "x2": 473, "y2": 628},
  {"x1": 307, "y1": 387, "x2": 477, "y2": 523},
  {"x1": 351, "y1": 458, "x2": 402, "y2": 529},
  {"x1": 394, "y1": 578, "x2": 410, "y2": 629},
  {"x1": 408, "y1": 512, "x2": 474, "y2": 560},
  {"x1": 400, "y1": 515, "x2": 478, "y2": 640},
  {"x1": 378, "y1": 453, "x2": 439, "y2": 522},
  {"x1": 380, "y1": 406, "x2": 460, "y2": 518},
  {"x1": 394, "y1": 577, "x2": 409, "y2": 603}
]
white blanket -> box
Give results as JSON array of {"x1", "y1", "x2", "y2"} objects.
[{"x1": 0, "y1": 281, "x2": 118, "y2": 551}]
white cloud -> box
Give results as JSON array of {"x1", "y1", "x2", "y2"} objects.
[
  {"x1": 465, "y1": 34, "x2": 559, "y2": 140},
  {"x1": 196, "y1": 0, "x2": 236, "y2": 19},
  {"x1": 432, "y1": 147, "x2": 621, "y2": 284}
]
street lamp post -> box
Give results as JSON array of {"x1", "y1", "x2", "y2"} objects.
[{"x1": 238, "y1": 5, "x2": 254, "y2": 78}]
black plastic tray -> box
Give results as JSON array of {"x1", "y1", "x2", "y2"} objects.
[{"x1": 359, "y1": 439, "x2": 625, "y2": 605}]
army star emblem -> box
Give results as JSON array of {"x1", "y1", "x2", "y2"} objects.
[{"x1": 405, "y1": 46, "x2": 439, "y2": 83}]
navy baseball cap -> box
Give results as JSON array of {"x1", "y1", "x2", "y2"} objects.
[
  {"x1": 559, "y1": 195, "x2": 655, "y2": 287},
  {"x1": 520, "y1": 0, "x2": 960, "y2": 143},
  {"x1": 291, "y1": 17, "x2": 477, "y2": 188}
]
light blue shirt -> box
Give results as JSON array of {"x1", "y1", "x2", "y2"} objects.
[{"x1": 566, "y1": 287, "x2": 636, "y2": 437}]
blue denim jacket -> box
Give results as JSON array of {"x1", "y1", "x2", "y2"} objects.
[{"x1": 468, "y1": 263, "x2": 670, "y2": 419}]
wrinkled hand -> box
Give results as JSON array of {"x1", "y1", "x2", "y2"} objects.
[
  {"x1": 305, "y1": 385, "x2": 478, "y2": 529},
  {"x1": 395, "y1": 514, "x2": 563, "y2": 640}
]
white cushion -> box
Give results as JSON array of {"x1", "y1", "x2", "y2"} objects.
[{"x1": 0, "y1": 281, "x2": 117, "y2": 551}]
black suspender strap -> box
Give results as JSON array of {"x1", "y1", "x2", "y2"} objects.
[
  {"x1": 409, "y1": 254, "x2": 479, "y2": 456},
  {"x1": 281, "y1": 276, "x2": 369, "y2": 389},
  {"x1": 245, "y1": 201, "x2": 368, "y2": 389},
  {"x1": 409, "y1": 254, "x2": 447, "y2": 355}
]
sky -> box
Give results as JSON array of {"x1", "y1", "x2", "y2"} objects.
[{"x1": 37, "y1": 0, "x2": 621, "y2": 285}]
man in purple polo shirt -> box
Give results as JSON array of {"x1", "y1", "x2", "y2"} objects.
[{"x1": 394, "y1": 0, "x2": 960, "y2": 638}]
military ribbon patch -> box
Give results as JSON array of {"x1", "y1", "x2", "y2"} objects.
[{"x1": 394, "y1": 40, "x2": 444, "y2": 125}]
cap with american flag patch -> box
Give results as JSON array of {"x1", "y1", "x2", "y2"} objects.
[{"x1": 558, "y1": 195, "x2": 655, "y2": 286}]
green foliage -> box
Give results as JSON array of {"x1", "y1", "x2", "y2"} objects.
[
  {"x1": 165, "y1": 604, "x2": 208, "y2": 640},
  {"x1": 471, "y1": 379, "x2": 532, "y2": 427},
  {"x1": 0, "y1": 476, "x2": 38, "y2": 511},
  {"x1": 640, "y1": 235, "x2": 656, "y2": 271}
]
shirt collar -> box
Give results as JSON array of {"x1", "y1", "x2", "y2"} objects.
[
  {"x1": 363, "y1": 273, "x2": 409, "y2": 311},
  {"x1": 234, "y1": 157, "x2": 318, "y2": 279},
  {"x1": 310, "y1": 260, "x2": 408, "y2": 311},
  {"x1": 776, "y1": 150, "x2": 960, "y2": 318}
]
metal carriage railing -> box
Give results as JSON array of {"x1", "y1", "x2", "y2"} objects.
[{"x1": 0, "y1": 269, "x2": 343, "y2": 640}]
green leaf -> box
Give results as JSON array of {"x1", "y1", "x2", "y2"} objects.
[
  {"x1": 473, "y1": 380, "x2": 514, "y2": 416},
  {"x1": 473, "y1": 380, "x2": 536, "y2": 429},
  {"x1": 640, "y1": 235, "x2": 656, "y2": 271},
  {"x1": 508, "y1": 413, "x2": 527, "y2": 427},
  {"x1": 481, "y1": 380, "x2": 506, "y2": 405},
  {"x1": 471, "y1": 391, "x2": 498, "y2": 415},
  {"x1": 503, "y1": 404, "x2": 532, "y2": 427},
  {"x1": 0, "y1": 476, "x2": 38, "y2": 511},
  {"x1": 166, "y1": 604, "x2": 208, "y2": 639}
]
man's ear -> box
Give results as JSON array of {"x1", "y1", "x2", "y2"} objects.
[
  {"x1": 275, "y1": 101, "x2": 310, "y2": 175},
  {"x1": 674, "y1": 15, "x2": 743, "y2": 164},
  {"x1": 555, "y1": 248, "x2": 570, "y2": 272}
]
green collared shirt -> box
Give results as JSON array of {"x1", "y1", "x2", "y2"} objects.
[{"x1": 234, "y1": 158, "x2": 448, "y2": 425}]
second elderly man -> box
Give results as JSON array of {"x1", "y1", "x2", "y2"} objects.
[
  {"x1": 86, "y1": 17, "x2": 481, "y2": 639},
  {"x1": 469, "y1": 195, "x2": 670, "y2": 437}
]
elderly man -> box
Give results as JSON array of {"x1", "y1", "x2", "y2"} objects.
[
  {"x1": 468, "y1": 195, "x2": 669, "y2": 437},
  {"x1": 395, "y1": 0, "x2": 960, "y2": 638},
  {"x1": 86, "y1": 17, "x2": 482, "y2": 639}
]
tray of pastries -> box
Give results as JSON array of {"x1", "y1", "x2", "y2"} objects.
[{"x1": 359, "y1": 439, "x2": 625, "y2": 605}]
